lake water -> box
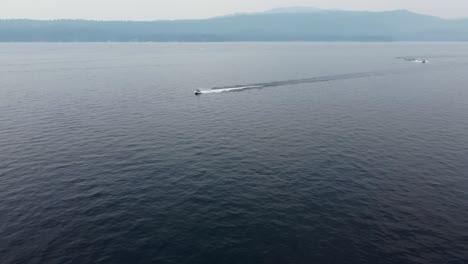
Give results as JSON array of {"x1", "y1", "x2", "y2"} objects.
[{"x1": 1, "y1": 43, "x2": 468, "y2": 264}]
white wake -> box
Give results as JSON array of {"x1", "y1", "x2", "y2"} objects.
[{"x1": 198, "y1": 85, "x2": 263, "y2": 94}]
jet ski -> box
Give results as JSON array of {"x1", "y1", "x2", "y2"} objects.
[{"x1": 194, "y1": 89, "x2": 202, "y2": 95}]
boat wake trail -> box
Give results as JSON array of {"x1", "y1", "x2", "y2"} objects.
[
  {"x1": 198, "y1": 85, "x2": 263, "y2": 94},
  {"x1": 195, "y1": 71, "x2": 383, "y2": 95},
  {"x1": 196, "y1": 62, "x2": 468, "y2": 95},
  {"x1": 197, "y1": 70, "x2": 398, "y2": 95}
]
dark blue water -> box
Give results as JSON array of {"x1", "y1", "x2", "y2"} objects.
[{"x1": 1, "y1": 43, "x2": 468, "y2": 264}]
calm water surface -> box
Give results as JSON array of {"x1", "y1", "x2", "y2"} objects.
[{"x1": 1, "y1": 43, "x2": 468, "y2": 264}]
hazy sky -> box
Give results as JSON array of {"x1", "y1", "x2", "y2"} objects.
[{"x1": 2, "y1": 0, "x2": 468, "y2": 20}]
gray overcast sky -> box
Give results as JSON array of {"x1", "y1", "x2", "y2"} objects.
[{"x1": 2, "y1": 0, "x2": 468, "y2": 20}]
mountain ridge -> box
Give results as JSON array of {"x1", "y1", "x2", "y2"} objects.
[{"x1": 1, "y1": 8, "x2": 468, "y2": 42}]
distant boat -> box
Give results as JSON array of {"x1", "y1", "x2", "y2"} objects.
[
  {"x1": 194, "y1": 89, "x2": 202, "y2": 95},
  {"x1": 399, "y1": 57, "x2": 429, "y2": 63}
]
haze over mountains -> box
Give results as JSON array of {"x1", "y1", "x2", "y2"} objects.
[{"x1": 1, "y1": 7, "x2": 468, "y2": 42}]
